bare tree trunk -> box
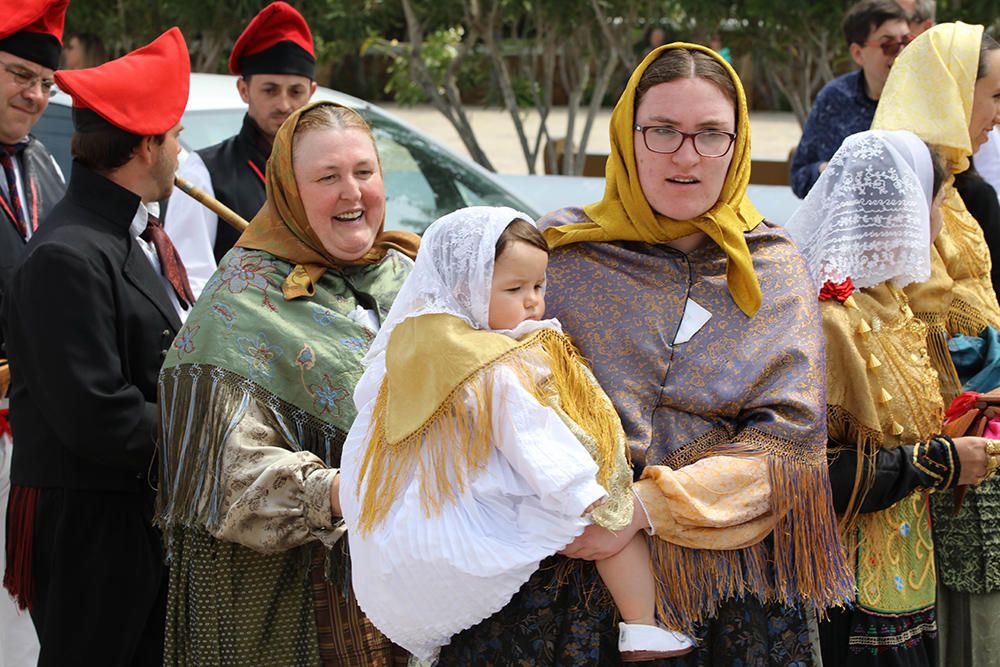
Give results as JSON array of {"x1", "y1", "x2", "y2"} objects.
[
  {"x1": 400, "y1": 0, "x2": 496, "y2": 170},
  {"x1": 468, "y1": 1, "x2": 539, "y2": 173}
]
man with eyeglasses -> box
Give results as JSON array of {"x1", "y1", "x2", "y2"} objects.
[
  {"x1": 0, "y1": 1, "x2": 66, "y2": 308},
  {"x1": 165, "y1": 1, "x2": 316, "y2": 299},
  {"x1": 790, "y1": 0, "x2": 911, "y2": 198},
  {"x1": 0, "y1": 2, "x2": 67, "y2": 666}
]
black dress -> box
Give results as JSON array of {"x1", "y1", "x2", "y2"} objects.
[{"x1": 955, "y1": 165, "x2": 1000, "y2": 298}]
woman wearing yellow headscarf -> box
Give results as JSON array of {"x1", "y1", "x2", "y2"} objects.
[
  {"x1": 155, "y1": 101, "x2": 419, "y2": 666},
  {"x1": 437, "y1": 43, "x2": 852, "y2": 665},
  {"x1": 872, "y1": 22, "x2": 1000, "y2": 666}
]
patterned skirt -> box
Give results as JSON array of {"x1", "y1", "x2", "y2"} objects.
[{"x1": 437, "y1": 555, "x2": 814, "y2": 666}]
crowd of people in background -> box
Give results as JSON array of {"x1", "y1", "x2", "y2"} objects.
[{"x1": 0, "y1": 0, "x2": 1000, "y2": 666}]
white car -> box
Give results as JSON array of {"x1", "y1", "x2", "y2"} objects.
[{"x1": 32, "y1": 73, "x2": 539, "y2": 233}]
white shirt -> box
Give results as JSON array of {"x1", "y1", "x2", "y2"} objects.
[
  {"x1": 130, "y1": 202, "x2": 189, "y2": 322},
  {"x1": 340, "y1": 352, "x2": 606, "y2": 661},
  {"x1": 164, "y1": 151, "x2": 220, "y2": 299}
]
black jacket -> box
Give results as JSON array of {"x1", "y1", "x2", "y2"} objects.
[
  {"x1": 0, "y1": 136, "x2": 65, "y2": 350},
  {"x1": 6, "y1": 162, "x2": 180, "y2": 492},
  {"x1": 196, "y1": 114, "x2": 268, "y2": 262}
]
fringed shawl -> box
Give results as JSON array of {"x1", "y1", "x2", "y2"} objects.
[
  {"x1": 821, "y1": 284, "x2": 944, "y2": 541},
  {"x1": 822, "y1": 285, "x2": 944, "y2": 623},
  {"x1": 157, "y1": 247, "x2": 412, "y2": 538},
  {"x1": 355, "y1": 313, "x2": 628, "y2": 534},
  {"x1": 541, "y1": 207, "x2": 854, "y2": 635},
  {"x1": 872, "y1": 22, "x2": 1000, "y2": 395}
]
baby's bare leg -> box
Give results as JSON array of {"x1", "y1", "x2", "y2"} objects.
[{"x1": 595, "y1": 531, "x2": 655, "y2": 626}]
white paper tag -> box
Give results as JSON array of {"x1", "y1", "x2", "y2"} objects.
[{"x1": 673, "y1": 298, "x2": 712, "y2": 345}]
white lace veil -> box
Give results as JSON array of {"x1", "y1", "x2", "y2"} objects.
[
  {"x1": 784, "y1": 129, "x2": 934, "y2": 295},
  {"x1": 363, "y1": 206, "x2": 554, "y2": 366}
]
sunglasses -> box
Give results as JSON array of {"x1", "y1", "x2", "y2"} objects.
[{"x1": 865, "y1": 34, "x2": 913, "y2": 56}]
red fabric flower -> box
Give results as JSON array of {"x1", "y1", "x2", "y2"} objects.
[
  {"x1": 818, "y1": 278, "x2": 855, "y2": 302},
  {"x1": 945, "y1": 392, "x2": 981, "y2": 423}
]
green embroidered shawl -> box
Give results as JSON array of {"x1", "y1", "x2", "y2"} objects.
[{"x1": 155, "y1": 246, "x2": 411, "y2": 665}]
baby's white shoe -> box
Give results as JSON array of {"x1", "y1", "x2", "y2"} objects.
[{"x1": 618, "y1": 621, "x2": 695, "y2": 662}]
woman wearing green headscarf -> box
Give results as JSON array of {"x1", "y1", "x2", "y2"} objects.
[
  {"x1": 437, "y1": 43, "x2": 852, "y2": 666},
  {"x1": 155, "y1": 101, "x2": 419, "y2": 666}
]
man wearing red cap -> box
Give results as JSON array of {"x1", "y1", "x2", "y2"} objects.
[
  {"x1": 0, "y1": 2, "x2": 68, "y2": 665},
  {"x1": 166, "y1": 1, "x2": 316, "y2": 298},
  {"x1": 2, "y1": 28, "x2": 191, "y2": 666}
]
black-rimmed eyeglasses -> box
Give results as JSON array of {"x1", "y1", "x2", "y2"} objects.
[
  {"x1": 634, "y1": 125, "x2": 736, "y2": 158},
  {"x1": 0, "y1": 59, "x2": 57, "y2": 98}
]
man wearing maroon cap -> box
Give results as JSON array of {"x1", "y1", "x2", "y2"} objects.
[
  {"x1": 166, "y1": 1, "x2": 316, "y2": 298},
  {"x1": 0, "y1": 2, "x2": 68, "y2": 665},
  {"x1": 2, "y1": 28, "x2": 191, "y2": 666}
]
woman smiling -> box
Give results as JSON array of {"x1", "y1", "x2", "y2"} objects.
[{"x1": 156, "y1": 101, "x2": 419, "y2": 666}]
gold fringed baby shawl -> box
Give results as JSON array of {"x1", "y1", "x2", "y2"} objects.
[{"x1": 355, "y1": 314, "x2": 626, "y2": 533}]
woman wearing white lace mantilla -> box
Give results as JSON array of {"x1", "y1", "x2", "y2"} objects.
[{"x1": 786, "y1": 129, "x2": 995, "y2": 667}]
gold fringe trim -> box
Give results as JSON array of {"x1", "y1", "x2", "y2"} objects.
[
  {"x1": 948, "y1": 297, "x2": 992, "y2": 337},
  {"x1": 647, "y1": 427, "x2": 854, "y2": 634},
  {"x1": 355, "y1": 329, "x2": 624, "y2": 534},
  {"x1": 912, "y1": 311, "x2": 963, "y2": 404},
  {"x1": 826, "y1": 404, "x2": 883, "y2": 553}
]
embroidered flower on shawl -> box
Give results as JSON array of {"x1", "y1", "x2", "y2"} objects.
[
  {"x1": 210, "y1": 303, "x2": 236, "y2": 331},
  {"x1": 173, "y1": 325, "x2": 199, "y2": 356},
  {"x1": 296, "y1": 344, "x2": 316, "y2": 371},
  {"x1": 309, "y1": 373, "x2": 349, "y2": 418},
  {"x1": 340, "y1": 337, "x2": 366, "y2": 352},
  {"x1": 312, "y1": 304, "x2": 339, "y2": 327},
  {"x1": 818, "y1": 278, "x2": 855, "y2": 302},
  {"x1": 220, "y1": 250, "x2": 278, "y2": 295},
  {"x1": 237, "y1": 332, "x2": 284, "y2": 379},
  {"x1": 894, "y1": 575, "x2": 905, "y2": 591}
]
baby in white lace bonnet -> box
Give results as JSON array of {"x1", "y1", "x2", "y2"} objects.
[{"x1": 339, "y1": 206, "x2": 693, "y2": 662}]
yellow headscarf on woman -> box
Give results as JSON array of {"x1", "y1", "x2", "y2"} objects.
[
  {"x1": 544, "y1": 43, "x2": 764, "y2": 316},
  {"x1": 873, "y1": 22, "x2": 1000, "y2": 388},
  {"x1": 237, "y1": 100, "x2": 420, "y2": 299},
  {"x1": 872, "y1": 22, "x2": 982, "y2": 174}
]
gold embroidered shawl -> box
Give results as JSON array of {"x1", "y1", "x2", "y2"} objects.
[{"x1": 872, "y1": 22, "x2": 1000, "y2": 397}]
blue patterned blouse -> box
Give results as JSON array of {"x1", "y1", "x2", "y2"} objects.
[{"x1": 790, "y1": 69, "x2": 878, "y2": 198}]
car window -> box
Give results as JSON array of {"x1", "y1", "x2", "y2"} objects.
[
  {"x1": 30, "y1": 103, "x2": 73, "y2": 175},
  {"x1": 32, "y1": 92, "x2": 536, "y2": 236},
  {"x1": 360, "y1": 108, "x2": 535, "y2": 232},
  {"x1": 180, "y1": 109, "x2": 245, "y2": 152}
]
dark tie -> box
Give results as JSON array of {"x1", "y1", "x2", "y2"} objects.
[
  {"x1": 141, "y1": 214, "x2": 195, "y2": 310},
  {"x1": 0, "y1": 142, "x2": 28, "y2": 239}
]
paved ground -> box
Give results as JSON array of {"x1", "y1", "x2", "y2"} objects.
[{"x1": 384, "y1": 103, "x2": 802, "y2": 175}]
